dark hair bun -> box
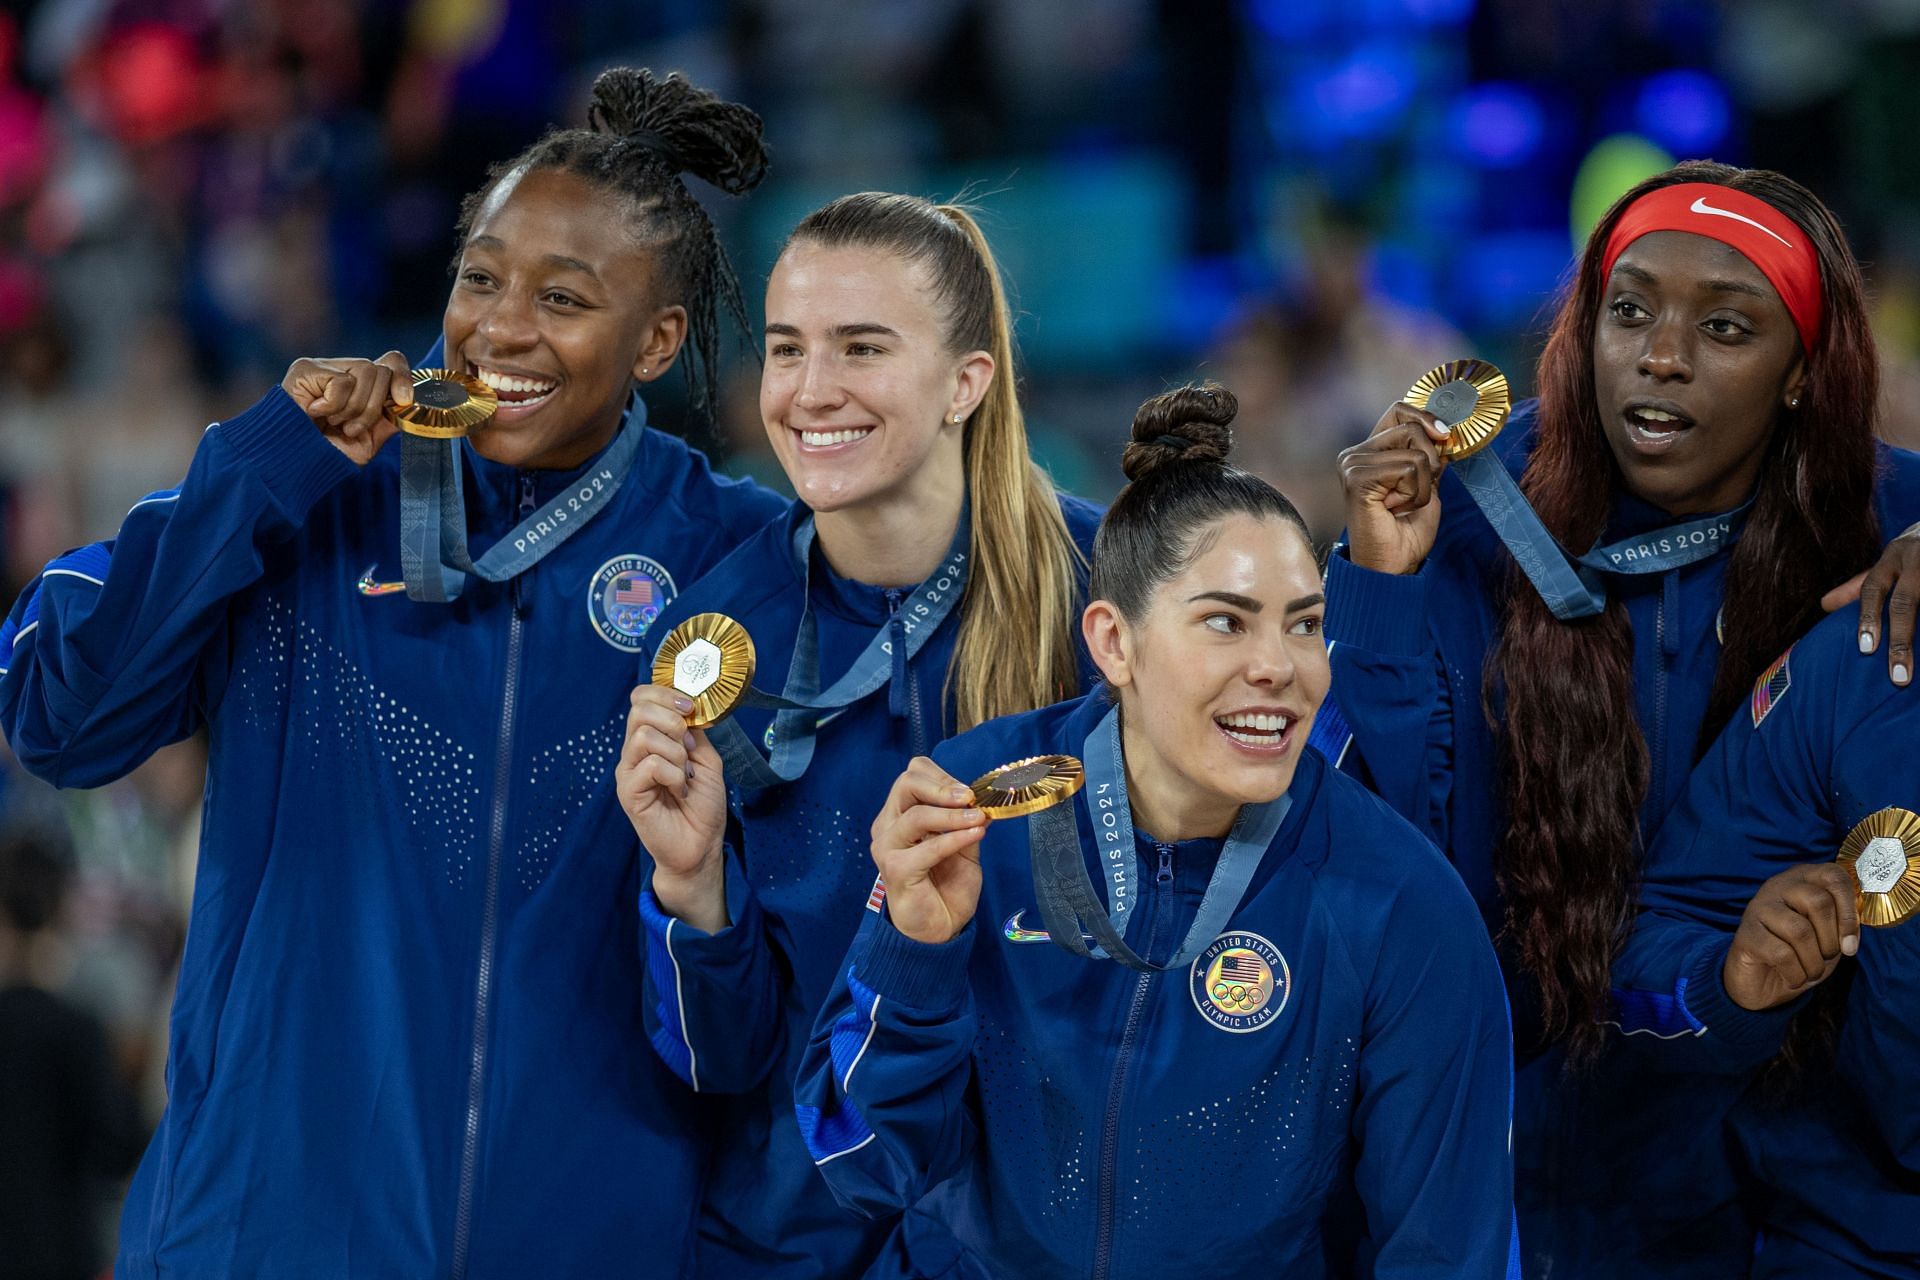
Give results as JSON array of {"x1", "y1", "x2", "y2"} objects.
[
  {"x1": 587, "y1": 67, "x2": 770, "y2": 196},
  {"x1": 1120, "y1": 382, "x2": 1236, "y2": 483}
]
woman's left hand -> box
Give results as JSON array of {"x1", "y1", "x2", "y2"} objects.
[{"x1": 1822, "y1": 520, "x2": 1920, "y2": 687}]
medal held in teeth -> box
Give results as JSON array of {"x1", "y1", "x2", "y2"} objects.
[
  {"x1": 1838, "y1": 807, "x2": 1920, "y2": 928},
  {"x1": 652, "y1": 613, "x2": 756, "y2": 729},
  {"x1": 391, "y1": 369, "x2": 497, "y2": 439},
  {"x1": 970, "y1": 756, "x2": 1085, "y2": 819},
  {"x1": 1404, "y1": 359, "x2": 1511, "y2": 461}
]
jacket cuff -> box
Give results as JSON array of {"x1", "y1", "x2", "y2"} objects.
[
  {"x1": 1324, "y1": 549, "x2": 1432, "y2": 657},
  {"x1": 1680, "y1": 938, "x2": 1800, "y2": 1062},
  {"x1": 854, "y1": 915, "x2": 975, "y2": 1013},
  {"x1": 218, "y1": 387, "x2": 359, "y2": 519},
  {"x1": 639, "y1": 854, "x2": 758, "y2": 947}
]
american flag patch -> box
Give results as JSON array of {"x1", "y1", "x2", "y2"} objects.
[
  {"x1": 865, "y1": 874, "x2": 887, "y2": 914},
  {"x1": 613, "y1": 575, "x2": 654, "y2": 607},
  {"x1": 1218, "y1": 952, "x2": 1265, "y2": 982},
  {"x1": 1751, "y1": 647, "x2": 1793, "y2": 727}
]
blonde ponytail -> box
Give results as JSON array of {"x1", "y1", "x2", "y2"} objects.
[{"x1": 934, "y1": 206, "x2": 1085, "y2": 728}]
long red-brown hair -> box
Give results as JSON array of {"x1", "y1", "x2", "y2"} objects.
[{"x1": 1491, "y1": 161, "x2": 1884, "y2": 1064}]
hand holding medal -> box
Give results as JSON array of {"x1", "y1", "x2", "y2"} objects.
[
  {"x1": 282, "y1": 351, "x2": 427, "y2": 467},
  {"x1": 617, "y1": 613, "x2": 758, "y2": 932}
]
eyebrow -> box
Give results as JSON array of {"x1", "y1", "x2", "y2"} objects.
[
  {"x1": 465, "y1": 236, "x2": 601, "y2": 281},
  {"x1": 1185, "y1": 590, "x2": 1325, "y2": 613},
  {"x1": 1613, "y1": 261, "x2": 1772, "y2": 301},
  {"x1": 761, "y1": 322, "x2": 903, "y2": 340}
]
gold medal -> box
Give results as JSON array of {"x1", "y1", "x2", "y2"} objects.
[
  {"x1": 1405, "y1": 359, "x2": 1511, "y2": 460},
  {"x1": 391, "y1": 368, "x2": 497, "y2": 439},
  {"x1": 651, "y1": 613, "x2": 756, "y2": 728},
  {"x1": 970, "y1": 755, "x2": 1085, "y2": 819},
  {"x1": 1837, "y1": 807, "x2": 1920, "y2": 927}
]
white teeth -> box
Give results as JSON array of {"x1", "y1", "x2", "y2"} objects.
[
  {"x1": 472, "y1": 366, "x2": 557, "y2": 396},
  {"x1": 1631, "y1": 408, "x2": 1683, "y2": 425},
  {"x1": 1218, "y1": 712, "x2": 1291, "y2": 736},
  {"x1": 800, "y1": 428, "x2": 874, "y2": 447}
]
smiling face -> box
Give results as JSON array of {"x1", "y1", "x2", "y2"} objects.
[
  {"x1": 760, "y1": 241, "x2": 990, "y2": 514},
  {"x1": 1592, "y1": 229, "x2": 1808, "y2": 515},
  {"x1": 1086, "y1": 513, "x2": 1329, "y2": 838},
  {"x1": 443, "y1": 166, "x2": 687, "y2": 471}
]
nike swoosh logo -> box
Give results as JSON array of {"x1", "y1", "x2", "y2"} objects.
[
  {"x1": 1688, "y1": 197, "x2": 1793, "y2": 249},
  {"x1": 356, "y1": 565, "x2": 406, "y2": 597},
  {"x1": 1002, "y1": 909, "x2": 1096, "y2": 946}
]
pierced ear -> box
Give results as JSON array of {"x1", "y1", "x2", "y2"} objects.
[
  {"x1": 944, "y1": 350, "x2": 995, "y2": 426},
  {"x1": 1082, "y1": 600, "x2": 1133, "y2": 689},
  {"x1": 1783, "y1": 355, "x2": 1809, "y2": 412},
  {"x1": 635, "y1": 304, "x2": 690, "y2": 383}
]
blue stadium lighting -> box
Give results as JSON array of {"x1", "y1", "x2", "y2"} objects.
[
  {"x1": 1295, "y1": 44, "x2": 1418, "y2": 139},
  {"x1": 1635, "y1": 70, "x2": 1731, "y2": 154},
  {"x1": 1452, "y1": 83, "x2": 1547, "y2": 168}
]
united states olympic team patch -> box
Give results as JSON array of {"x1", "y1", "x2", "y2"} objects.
[
  {"x1": 588, "y1": 555, "x2": 675, "y2": 651},
  {"x1": 1751, "y1": 647, "x2": 1793, "y2": 727},
  {"x1": 1190, "y1": 931, "x2": 1290, "y2": 1033}
]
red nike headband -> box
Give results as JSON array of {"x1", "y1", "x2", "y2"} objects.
[{"x1": 1600, "y1": 182, "x2": 1824, "y2": 353}]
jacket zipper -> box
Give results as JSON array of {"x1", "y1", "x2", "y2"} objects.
[
  {"x1": 450, "y1": 471, "x2": 535, "y2": 1277},
  {"x1": 882, "y1": 587, "x2": 929, "y2": 755},
  {"x1": 1649, "y1": 573, "x2": 1675, "y2": 825},
  {"x1": 1091, "y1": 843, "x2": 1175, "y2": 1279}
]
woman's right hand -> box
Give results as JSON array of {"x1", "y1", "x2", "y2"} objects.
[
  {"x1": 1336, "y1": 402, "x2": 1453, "y2": 575},
  {"x1": 869, "y1": 758, "x2": 989, "y2": 945},
  {"x1": 617, "y1": 684, "x2": 731, "y2": 932},
  {"x1": 282, "y1": 352, "x2": 413, "y2": 466},
  {"x1": 1722, "y1": 862, "x2": 1860, "y2": 1012}
]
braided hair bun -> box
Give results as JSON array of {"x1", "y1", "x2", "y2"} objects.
[
  {"x1": 586, "y1": 68, "x2": 769, "y2": 196},
  {"x1": 1119, "y1": 382, "x2": 1237, "y2": 483}
]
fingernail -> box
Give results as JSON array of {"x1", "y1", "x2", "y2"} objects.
[
  {"x1": 1896, "y1": 663, "x2": 1910, "y2": 685},
  {"x1": 962, "y1": 809, "x2": 982, "y2": 822},
  {"x1": 1433, "y1": 420, "x2": 1452, "y2": 435},
  {"x1": 673, "y1": 695, "x2": 694, "y2": 713},
  {"x1": 685, "y1": 762, "x2": 695, "y2": 780},
  {"x1": 1843, "y1": 935, "x2": 1858, "y2": 956},
  {"x1": 683, "y1": 731, "x2": 696, "y2": 751},
  {"x1": 1860, "y1": 630, "x2": 1875, "y2": 653},
  {"x1": 950, "y1": 786, "x2": 972, "y2": 802}
]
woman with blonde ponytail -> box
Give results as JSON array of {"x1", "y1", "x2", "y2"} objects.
[{"x1": 616, "y1": 192, "x2": 1100, "y2": 1277}]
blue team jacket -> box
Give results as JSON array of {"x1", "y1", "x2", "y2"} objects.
[
  {"x1": 793, "y1": 693, "x2": 1519, "y2": 1280},
  {"x1": 633, "y1": 496, "x2": 1103, "y2": 1279},
  {"x1": 0, "y1": 385, "x2": 785, "y2": 1278},
  {"x1": 1320, "y1": 401, "x2": 1920, "y2": 1277},
  {"x1": 1613, "y1": 608, "x2": 1920, "y2": 1279}
]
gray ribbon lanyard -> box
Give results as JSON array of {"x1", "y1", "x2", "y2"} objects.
[
  {"x1": 704, "y1": 511, "x2": 971, "y2": 790},
  {"x1": 1029, "y1": 705, "x2": 1291, "y2": 972},
  {"x1": 1449, "y1": 447, "x2": 1751, "y2": 621},
  {"x1": 399, "y1": 394, "x2": 649, "y2": 603}
]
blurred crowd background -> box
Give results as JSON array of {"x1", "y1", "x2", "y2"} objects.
[{"x1": 5, "y1": 0, "x2": 1920, "y2": 1273}]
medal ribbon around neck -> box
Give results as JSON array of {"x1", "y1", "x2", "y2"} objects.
[
  {"x1": 703, "y1": 509, "x2": 971, "y2": 789},
  {"x1": 1411, "y1": 360, "x2": 1752, "y2": 621},
  {"x1": 398, "y1": 392, "x2": 649, "y2": 603},
  {"x1": 1025, "y1": 704, "x2": 1291, "y2": 972}
]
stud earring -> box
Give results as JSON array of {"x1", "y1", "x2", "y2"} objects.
[
  {"x1": 951, "y1": 413, "x2": 963, "y2": 424},
  {"x1": 1790, "y1": 396, "x2": 1800, "y2": 409}
]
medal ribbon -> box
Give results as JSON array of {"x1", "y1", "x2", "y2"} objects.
[
  {"x1": 705, "y1": 510, "x2": 971, "y2": 789},
  {"x1": 1027, "y1": 704, "x2": 1290, "y2": 972},
  {"x1": 398, "y1": 395, "x2": 649, "y2": 602},
  {"x1": 1451, "y1": 450, "x2": 1750, "y2": 620}
]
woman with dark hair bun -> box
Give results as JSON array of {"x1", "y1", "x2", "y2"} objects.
[
  {"x1": 794, "y1": 384, "x2": 1516, "y2": 1279},
  {"x1": 0, "y1": 67, "x2": 787, "y2": 1276},
  {"x1": 1328, "y1": 160, "x2": 1920, "y2": 1276}
]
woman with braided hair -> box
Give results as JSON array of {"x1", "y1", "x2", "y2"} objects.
[{"x1": 0, "y1": 68, "x2": 788, "y2": 1277}]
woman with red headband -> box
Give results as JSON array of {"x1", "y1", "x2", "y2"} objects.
[{"x1": 1326, "y1": 160, "x2": 1920, "y2": 1276}]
